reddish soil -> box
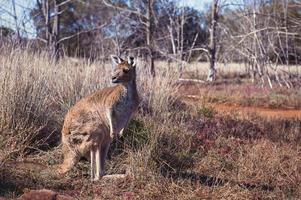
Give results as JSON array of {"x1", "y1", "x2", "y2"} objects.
[
  {"x1": 183, "y1": 96, "x2": 301, "y2": 119},
  {"x1": 177, "y1": 81, "x2": 301, "y2": 119},
  {"x1": 209, "y1": 103, "x2": 301, "y2": 119},
  {"x1": 17, "y1": 189, "x2": 73, "y2": 200}
]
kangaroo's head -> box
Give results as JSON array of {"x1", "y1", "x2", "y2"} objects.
[{"x1": 111, "y1": 55, "x2": 136, "y2": 84}]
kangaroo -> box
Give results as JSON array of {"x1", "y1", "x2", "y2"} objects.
[{"x1": 58, "y1": 55, "x2": 139, "y2": 181}]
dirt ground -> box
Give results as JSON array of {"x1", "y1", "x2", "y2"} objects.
[
  {"x1": 183, "y1": 95, "x2": 301, "y2": 119},
  {"x1": 178, "y1": 80, "x2": 301, "y2": 119}
]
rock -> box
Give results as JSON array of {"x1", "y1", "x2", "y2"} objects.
[{"x1": 17, "y1": 189, "x2": 73, "y2": 200}]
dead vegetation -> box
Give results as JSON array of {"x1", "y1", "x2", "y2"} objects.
[{"x1": 0, "y1": 48, "x2": 300, "y2": 199}]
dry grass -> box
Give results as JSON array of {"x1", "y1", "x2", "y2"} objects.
[
  {"x1": 178, "y1": 61, "x2": 301, "y2": 79},
  {"x1": 0, "y1": 47, "x2": 300, "y2": 199}
]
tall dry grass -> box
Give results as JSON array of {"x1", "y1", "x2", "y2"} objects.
[{"x1": 0, "y1": 49, "x2": 56, "y2": 162}]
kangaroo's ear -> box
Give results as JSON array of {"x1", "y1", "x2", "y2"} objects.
[
  {"x1": 111, "y1": 55, "x2": 123, "y2": 65},
  {"x1": 127, "y1": 56, "x2": 136, "y2": 67}
]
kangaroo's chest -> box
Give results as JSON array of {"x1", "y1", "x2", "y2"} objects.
[
  {"x1": 112, "y1": 92, "x2": 137, "y2": 130},
  {"x1": 115, "y1": 96, "x2": 135, "y2": 116}
]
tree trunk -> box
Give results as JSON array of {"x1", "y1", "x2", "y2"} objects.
[
  {"x1": 207, "y1": 55, "x2": 216, "y2": 81},
  {"x1": 12, "y1": 0, "x2": 21, "y2": 43},
  {"x1": 146, "y1": 0, "x2": 155, "y2": 77},
  {"x1": 42, "y1": 0, "x2": 51, "y2": 46},
  {"x1": 179, "y1": 8, "x2": 185, "y2": 77},
  {"x1": 41, "y1": 0, "x2": 60, "y2": 61},
  {"x1": 168, "y1": 25, "x2": 176, "y2": 56},
  {"x1": 51, "y1": 0, "x2": 61, "y2": 61},
  {"x1": 207, "y1": 0, "x2": 218, "y2": 82}
]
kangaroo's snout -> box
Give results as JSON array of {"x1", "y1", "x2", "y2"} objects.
[{"x1": 112, "y1": 71, "x2": 121, "y2": 83}]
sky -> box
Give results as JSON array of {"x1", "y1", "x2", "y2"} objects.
[
  {"x1": 178, "y1": 0, "x2": 211, "y2": 11},
  {"x1": 0, "y1": 0, "x2": 36, "y2": 37},
  {"x1": 0, "y1": 0, "x2": 211, "y2": 38}
]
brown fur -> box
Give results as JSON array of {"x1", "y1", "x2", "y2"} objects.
[{"x1": 59, "y1": 56, "x2": 139, "y2": 180}]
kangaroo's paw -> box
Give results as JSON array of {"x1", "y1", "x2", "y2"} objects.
[
  {"x1": 117, "y1": 129, "x2": 124, "y2": 138},
  {"x1": 110, "y1": 131, "x2": 116, "y2": 139}
]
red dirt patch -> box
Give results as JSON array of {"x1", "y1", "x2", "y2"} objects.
[
  {"x1": 176, "y1": 81, "x2": 301, "y2": 119},
  {"x1": 176, "y1": 80, "x2": 301, "y2": 109},
  {"x1": 210, "y1": 103, "x2": 301, "y2": 119},
  {"x1": 17, "y1": 189, "x2": 73, "y2": 200},
  {"x1": 183, "y1": 96, "x2": 301, "y2": 119}
]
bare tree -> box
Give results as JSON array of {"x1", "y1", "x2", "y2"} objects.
[
  {"x1": 34, "y1": 0, "x2": 108, "y2": 61},
  {"x1": 152, "y1": 1, "x2": 203, "y2": 78},
  {"x1": 146, "y1": 0, "x2": 155, "y2": 77},
  {"x1": 207, "y1": 0, "x2": 219, "y2": 81},
  {"x1": 189, "y1": 0, "x2": 220, "y2": 82},
  {"x1": 0, "y1": 0, "x2": 22, "y2": 42},
  {"x1": 103, "y1": 0, "x2": 156, "y2": 77},
  {"x1": 157, "y1": 1, "x2": 187, "y2": 75},
  {"x1": 36, "y1": 0, "x2": 62, "y2": 61},
  {"x1": 219, "y1": 0, "x2": 300, "y2": 88},
  {"x1": 11, "y1": 0, "x2": 21, "y2": 42}
]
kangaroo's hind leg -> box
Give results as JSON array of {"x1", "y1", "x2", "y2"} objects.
[
  {"x1": 91, "y1": 145, "x2": 97, "y2": 181},
  {"x1": 99, "y1": 141, "x2": 126, "y2": 180},
  {"x1": 91, "y1": 141, "x2": 111, "y2": 181},
  {"x1": 100, "y1": 141, "x2": 111, "y2": 177}
]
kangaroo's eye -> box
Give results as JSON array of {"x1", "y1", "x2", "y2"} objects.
[{"x1": 123, "y1": 68, "x2": 129, "y2": 73}]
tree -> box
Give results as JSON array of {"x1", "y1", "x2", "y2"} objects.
[
  {"x1": 11, "y1": 0, "x2": 21, "y2": 42},
  {"x1": 33, "y1": 0, "x2": 64, "y2": 61},
  {"x1": 0, "y1": 0, "x2": 22, "y2": 42},
  {"x1": 104, "y1": 0, "x2": 206, "y2": 77},
  {"x1": 207, "y1": 0, "x2": 219, "y2": 81},
  {"x1": 216, "y1": 0, "x2": 301, "y2": 87},
  {"x1": 31, "y1": 0, "x2": 114, "y2": 60},
  {"x1": 103, "y1": 0, "x2": 156, "y2": 77},
  {"x1": 189, "y1": 0, "x2": 220, "y2": 82},
  {"x1": 156, "y1": 3, "x2": 206, "y2": 76}
]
